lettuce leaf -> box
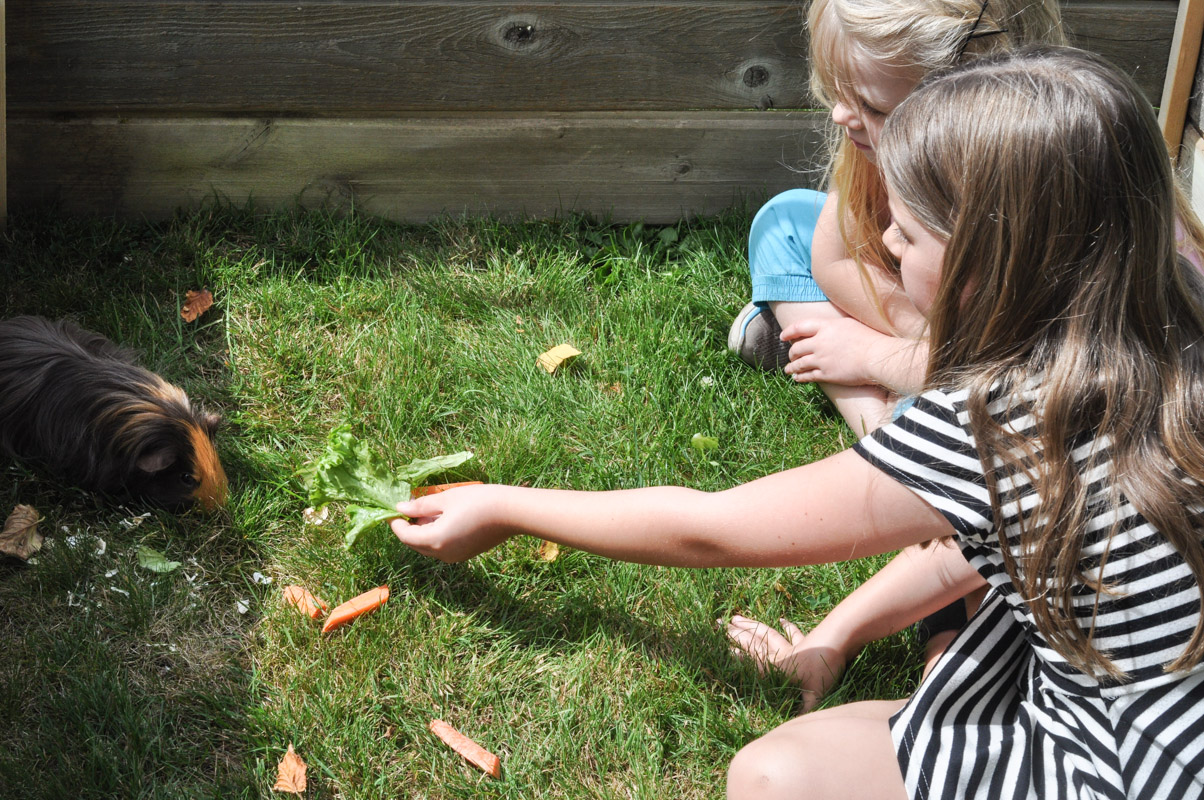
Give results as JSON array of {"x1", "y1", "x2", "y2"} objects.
[{"x1": 307, "y1": 426, "x2": 473, "y2": 548}]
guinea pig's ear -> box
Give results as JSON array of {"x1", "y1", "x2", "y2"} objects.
[
  {"x1": 136, "y1": 448, "x2": 179, "y2": 475},
  {"x1": 200, "y1": 411, "x2": 223, "y2": 436}
]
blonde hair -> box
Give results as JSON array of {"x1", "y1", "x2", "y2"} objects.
[
  {"x1": 806, "y1": 0, "x2": 1066, "y2": 325},
  {"x1": 879, "y1": 47, "x2": 1204, "y2": 678}
]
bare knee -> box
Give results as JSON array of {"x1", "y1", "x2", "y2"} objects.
[
  {"x1": 727, "y1": 701, "x2": 907, "y2": 800},
  {"x1": 727, "y1": 733, "x2": 814, "y2": 800}
]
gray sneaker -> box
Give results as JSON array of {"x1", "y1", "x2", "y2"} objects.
[{"x1": 727, "y1": 302, "x2": 791, "y2": 371}]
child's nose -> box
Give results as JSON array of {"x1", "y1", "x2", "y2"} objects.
[
  {"x1": 831, "y1": 101, "x2": 862, "y2": 130},
  {"x1": 882, "y1": 223, "x2": 902, "y2": 256}
]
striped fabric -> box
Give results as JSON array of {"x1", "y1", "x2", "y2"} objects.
[{"x1": 854, "y1": 388, "x2": 1204, "y2": 800}]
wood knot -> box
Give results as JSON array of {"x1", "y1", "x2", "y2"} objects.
[
  {"x1": 743, "y1": 65, "x2": 770, "y2": 88},
  {"x1": 504, "y1": 23, "x2": 536, "y2": 46}
]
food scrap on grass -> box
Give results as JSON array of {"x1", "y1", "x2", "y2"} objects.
[
  {"x1": 306, "y1": 425, "x2": 473, "y2": 548},
  {"x1": 410, "y1": 481, "x2": 483, "y2": 498},
  {"x1": 282, "y1": 585, "x2": 328, "y2": 619},
  {"x1": 321, "y1": 585, "x2": 390, "y2": 634},
  {"x1": 429, "y1": 719, "x2": 502, "y2": 778}
]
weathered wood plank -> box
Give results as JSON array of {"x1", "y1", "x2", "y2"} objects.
[
  {"x1": 1, "y1": 0, "x2": 6, "y2": 230},
  {"x1": 8, "y1": 113, "x2": 830, "y2": 223},
  {"x1": 8, "y1": 2, "x2": 810, "y2": 114},
  {"x1": 8, "y1": 1, "x2": 1176, "y2": 115},
  {"x1": 1063, "y1": 1, "x2": 1182, "y2": 98}
]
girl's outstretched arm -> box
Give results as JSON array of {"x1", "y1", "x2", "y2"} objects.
[
  {"x1": 725, "y1": 540, "x2": 986, "y2": 710},
  {"x1": 391, "y1": 448, "x2": 952, "y2": 567}
]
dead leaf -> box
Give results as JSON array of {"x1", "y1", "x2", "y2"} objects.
[
  {"x1": 272, "y1": 743, "x2": 307, "y2": 794},
  {"x1": 0, "y1": 505, "x2": 43, "y2": 561},
  {"x1": 538, "y1": 540, "x2": 560, "y2": 562},
  {"x1": 181, "y1": 289, "x2": 214, "y2": 322},
  {"x1": 536, "y1": 343, "x2": 581, "y2": 374}
]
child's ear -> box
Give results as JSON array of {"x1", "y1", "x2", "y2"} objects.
[{"x1": 136, "y1": 448, "x2": 179, "y2": 474}]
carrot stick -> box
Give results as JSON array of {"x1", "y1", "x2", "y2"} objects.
[
  {"x1": 428, "y1": 719, "x2": 502, "y2": 778},
  {"x1": 411, "y1": 481, "x2": 483, "y2": 498},
  {"x1": 320, "y1": 585, "x2": 390, "y2": 634},
  {"x1": 282, "y1": 585, "x2": 328, "y2": 620}
]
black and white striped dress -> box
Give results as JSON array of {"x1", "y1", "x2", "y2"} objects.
[{"x1": 854, "y1": 387, "x2": 1204, "y2": 800}]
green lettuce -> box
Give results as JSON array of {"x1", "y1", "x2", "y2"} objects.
[{"x1": 307, "y1": 426, "x2": 473, "y2": 548}]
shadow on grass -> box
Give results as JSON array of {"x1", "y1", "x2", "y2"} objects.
[{"x1": 371, "y1": 544, "x2": 924, "y2": 724}]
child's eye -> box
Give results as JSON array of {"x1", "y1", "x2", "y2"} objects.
[
  {"x1": 891, "y1": 223, "x2": 910, "y2": 244},
  {"x1": 859, "y1": 99, "x2": 886, "y2": 118}
]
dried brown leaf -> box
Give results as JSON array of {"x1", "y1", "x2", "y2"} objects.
[
  {"x1": 272, "y1": 743, "x2": 307, "y2": 794},
  {"x1": 0, "y1": 505, "x2": 43, "y2": 561},
  {"x1": 181, "y1": 289, "x2": 214, "y2": 322}
]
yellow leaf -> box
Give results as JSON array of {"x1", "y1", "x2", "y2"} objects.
[
  {"x1": 538, "y1": 540, "x2": 560, "y2": 562},
  {"x1": 536, "y1": 343, "x2": 581, "y2": 374},
  {"x1": 0, "y1": 505, "x2": 43, "y2": 561},
  {"x1": 272, "y1": 743, "x2": 307, "y2": 794}
]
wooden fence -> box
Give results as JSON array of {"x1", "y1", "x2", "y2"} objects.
[{"x1": 4, "y1": 1, "x2": 1187, "y2": 223}]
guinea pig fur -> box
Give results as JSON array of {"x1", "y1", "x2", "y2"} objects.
[{"x1": 0, "y1": 316, "x2": 228, "y2": 510}]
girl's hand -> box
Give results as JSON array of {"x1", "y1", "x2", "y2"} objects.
[
  {"x1": 724, "y1": 614, "x2": 848, "y2": 712},
  {"x1": 391, "y1": 484, "x2": 514, "y2": 563},
  {"x1": 781, "y1": 317, "x2": 927, "y2": 395},
  {"x1": 781, "y1": 316, "x2": 886, "y2": 386}
]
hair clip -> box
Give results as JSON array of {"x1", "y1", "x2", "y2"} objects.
[{"x1": 955, "y1": 0, "x2": 1008, "y2": 61}]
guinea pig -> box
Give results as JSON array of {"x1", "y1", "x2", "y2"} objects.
[{"x1": 0, "y1": 315, "x2": 228, "y2": 510}]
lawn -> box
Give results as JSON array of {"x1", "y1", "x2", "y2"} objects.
[{"x1": 0, "y1": 204, "x2": 923, "y2": 799}]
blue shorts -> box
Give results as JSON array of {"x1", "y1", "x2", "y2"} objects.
[{"x1": 748, "y1": 188, "x2": 830, "y2": 306}]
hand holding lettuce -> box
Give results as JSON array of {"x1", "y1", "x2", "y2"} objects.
[{"x1": 307, "y1": 426, "x2": 473, "y2": 548}]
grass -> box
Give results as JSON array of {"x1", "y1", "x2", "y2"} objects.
[{"x1": 0, "y1": 204, "x2": 924, "y2": 798}]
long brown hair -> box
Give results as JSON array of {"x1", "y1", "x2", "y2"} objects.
[
  {"x1": 879, "y1": 47, "x2": 1204, "y2": 677},
  {"x1": 806, "y1": 0, "x2": 1066, "y2": 329}
]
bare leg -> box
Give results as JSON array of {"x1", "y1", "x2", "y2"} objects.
[
  {"x1": 727, "y1": 699, "x2": 908, "y2": 800},
  {"x1": 818, "y1": 383, "x2": 894, "y2": 437},
  {"x1": 770, "y1": 300, "x2": 894, "y2": 435}
]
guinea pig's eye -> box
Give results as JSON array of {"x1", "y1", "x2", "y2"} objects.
[{"x1": 180, "y1": 472, "x2": 200, "y2": 488}]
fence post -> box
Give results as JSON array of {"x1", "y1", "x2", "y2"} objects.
[{"x1": 1159, "y1": 0, "x2": 1204, "y2": 159}]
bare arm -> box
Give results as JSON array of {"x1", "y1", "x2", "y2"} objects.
[
  {"x1": 725, "y1": 541, "x2": 985, "y2": 708},
  {"x1": 806, "y1": 540, "x2": 985, "y2": 655},
  {"x1": 391, "y1": 448, "x2": 953, "y2": 566},
  {"x1": 809, "y1": 191, "x2": 927, "y2": 339}
]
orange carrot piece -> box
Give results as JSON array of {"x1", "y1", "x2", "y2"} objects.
[
  {"x1": 428, "y1": 719, "x2": 502, "y2": 778},
  {"x1": 320, "y1": 585, "x2": 390, "y2": 634},
  {"x1": 282, "y1": 585, "x2": 328, "y2": 620},
  {"x1": 411, "y1": 481, "x2": 483, "y2": 498}
]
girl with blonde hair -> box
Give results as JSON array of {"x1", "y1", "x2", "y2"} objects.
[
  {"x1": 392, "y1": 46, "x2": 1204, "y2": 799},
  {"x1": 728, "y1": 0, "x2": 1066, "y2": 434}
]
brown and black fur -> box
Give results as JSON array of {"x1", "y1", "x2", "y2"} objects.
[{"x1": 0, "y1": 316, "x2": 228, "y2": 510}]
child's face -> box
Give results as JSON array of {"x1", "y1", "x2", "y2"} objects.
[
  {"x1": 884, "y1": 189, "x2": 947, "y2": 316},
  {"x1": 831, "y1": 56, "x2": 918, "y2": 161}
]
